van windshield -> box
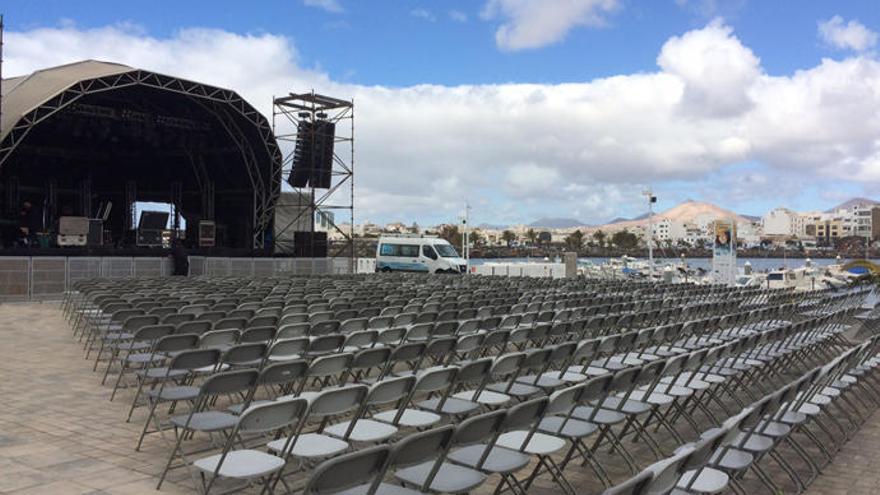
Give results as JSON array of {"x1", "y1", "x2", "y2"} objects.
[{"x1": 434, "y1": 244, "x2": 459, "y2": 258}]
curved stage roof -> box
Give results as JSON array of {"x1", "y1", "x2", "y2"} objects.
[{"x1": 0, "y1": 60, "x2": 282, "y2": 249}]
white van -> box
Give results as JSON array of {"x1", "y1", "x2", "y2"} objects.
[{"x1": 376, "y1": 235, "x2": 467, "y2": 274}]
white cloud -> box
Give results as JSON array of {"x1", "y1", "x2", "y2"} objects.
[
  {"x1": 657, "y1": 18, "x2": 760, "y2": 117},
  {"x1": 410, "y1": 9, "x2": 436, "y2": 22},
  {"x1": 504, "y1": 163, "x2": 561, "y2": 197},
  {"x1": 5, "y1": 20, "x2": 880, "y2": 223},
  {"x1": 818, "y1": 15, "x2": 877, "y2": 52},
  {"x1": 481, "y1": 0, "x2": 620, "y2": 51},
  {"x1": 449, "y1": 10, "x2": 468, "y2": 23},
  {"x1": 303, "y1": 0, "x2": 344, "y2": 14}
]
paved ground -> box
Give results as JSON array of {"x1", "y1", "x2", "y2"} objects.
[{"x1": 0, "y1": 301, "x2": 877, "y2": 495}]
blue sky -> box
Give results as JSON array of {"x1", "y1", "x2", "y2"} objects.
[{"x1": 4, "y1": 0, "x2": 880, "y2": 225}]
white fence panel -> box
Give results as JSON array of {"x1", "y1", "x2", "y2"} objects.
[
  {"x1": 31, "y1": 257, "x2": 67, "y2": 300},
  {"x1": 133, "y1": 257, "x2": 165, "y2": 278},
  {"x1": 189, "y1": 256, "x2": 206, "y2": 277},
  {"x1": 102, "y1": 257, "x2": 133, "y2": 279},
  {"x1": 253, "y1": 259, "x2": 276, "y2": 277},
  {"x1": 68, "y1": 257, "x2": 102, "y2": 284},
  {"x1": 0, "y1": 257, "x2": 30, "y2": 301}
]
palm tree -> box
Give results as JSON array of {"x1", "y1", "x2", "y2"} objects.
[
  {"x1": 501, "y1": 230, "x2": 516, "y2": 246},
  {"x1": 565, "y1": 230, "x2": 584, "y2": 251},
  {"x1": 526, "y1": 228, "x2": 538, "y2": 246},
  {"x1": 592, "y1": 229, "x2": 606, "y2": 248}
]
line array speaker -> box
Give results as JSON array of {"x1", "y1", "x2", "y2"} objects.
[{"x1": 288, "y1": 119, "x2": 335, "y2": 189}]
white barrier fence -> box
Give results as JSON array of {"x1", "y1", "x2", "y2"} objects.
[
  {"x1": 0, "y1": 256, "x2": 378, "y2": 302},
  {"x1": 0, "y1": 256, "x2": 567, "y2": 301},
  {"x1": 470, "y1": 262, "x2": 567, "y2": 278},
  {"x1": 0, "y1": 256, "x2": 173, "y2": 302}
]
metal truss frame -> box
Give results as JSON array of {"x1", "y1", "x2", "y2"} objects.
[{"x1": 273, "y1": 91, "x2": 354, "y2": 270}]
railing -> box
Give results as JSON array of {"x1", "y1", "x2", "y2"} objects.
[{"x1": 0, "y1": 256, "x2": 378, "y2": 302}]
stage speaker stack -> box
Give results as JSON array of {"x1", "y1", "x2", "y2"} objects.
[
  {"x1": 293, "y1": 231, "x2": 328, "y2": 258},
  {"x1": 287, "y1": 119, "x2": 335, "y2": 189},
  {"x1": 87, "y1": 219, "x2": 104, "y2": 246},
  {"x1": 58, "y1": 216, "x2": 89, "y2": 246},
  {"x1": 198, "y1": 221, "x2": 216, "y2": 247},
  {"x1": 136, "y1": 211, "x2": 169, "y2": 247}
]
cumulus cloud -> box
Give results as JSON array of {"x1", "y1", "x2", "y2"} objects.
[
  {"x1": 818, "y1": 15, "x2": 877, "y2": 52},
  {"x1": 303, "y1": 0, "x2": 345, "y2": 14},
  {"x1": 657, "y1": 18, "x2": 760, "y2": 118},
  {"x1": 481, "y1": 0, "x2": 620, "y2": 51},
  {"x1": 4, "y1": 19, "x2": 880, "y2": 224}
]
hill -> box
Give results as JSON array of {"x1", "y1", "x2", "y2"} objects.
[
  {"x1": 528, "y1": 217, "x2": 589, "y2": 229},
  {"x1": 825, "y1": 197, "x2": 878, "y2": 213},
  {"x1": 595, "y1": 200, "x2": 750, "y2": 230}
]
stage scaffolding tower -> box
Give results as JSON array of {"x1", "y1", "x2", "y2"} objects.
[{"x1": 272, "y1": 92, "x2": 355, "y2": 272}]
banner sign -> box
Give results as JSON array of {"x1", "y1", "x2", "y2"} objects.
[{"x1": 712, "y1": 220, "x2": 736, "y2": 285}]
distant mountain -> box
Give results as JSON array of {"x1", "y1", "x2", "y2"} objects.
[
  {"x1": 528, "y1": 217, "x2": 589, "y2": 229},
  {"x1": 595, "y1": 200, "x2": 750, "y2": 230},
  {"x1": 740, "y1": 214, "x2": 760, "y2": 222},
  {"x1": 825, "y1": 197, "x2": 878, "y2": 213},
  {"x1": 607, "y1": 217, "x2": 631, "y2": 225}
]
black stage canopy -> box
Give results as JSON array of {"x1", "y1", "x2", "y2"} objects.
[{"x1": 0, "y1": 60, "x2": 282, "y2": 250}]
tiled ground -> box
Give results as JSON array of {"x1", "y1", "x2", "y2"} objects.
[{"x1": 0, "y1": 301, "x2": 877, "y2": 495}]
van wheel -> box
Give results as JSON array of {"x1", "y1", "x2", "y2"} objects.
[{"x1": 381, "y1": 267, "x2": 392, "y2": 273}]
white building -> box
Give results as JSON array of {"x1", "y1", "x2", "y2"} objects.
[{"x1": 761, "y1": 207, "x2": 798, "y2": 237}]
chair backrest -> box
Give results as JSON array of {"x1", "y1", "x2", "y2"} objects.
[
  {"x1": 351, "y1": 347, "x2": 391, "y2": 373},
  {"x1": 389, "y1": 425, "x2": 455, "y2": 470},
  {"x1": 241, "y1": 326, "x2": 276, "y2": 343},
  {"x1": 269, "y1": 338, "x2": 309, "y2": 359},
  {"x1": 645, "y1": 445, "x2": 693, "y2": 494},
  {"x1": 309, "y1": 384, "x2": 370, "y2": 417},
  {"x1": 200, "y1": 329, "x2": 240, "y2": 348},
  {"x1": 601, "y1": 470, "x2": 652, "y2": 495},
  {"x1": 169, "y1": 348, "x2": 221, "y2": 372},
  {"x1": 239, "y1": 397, "x2": 308, "y2": 435},
  {"x1": 414, "y1": 366, "x2": 459, "y2": 393},
  {"x1": 177, "y1": 320, "x2": 213, "y2": 335},
  {"x1": 259, "y1": 360, "x2": 308, "y2": 388},
  {"x1": 502, "y1": 396, "x2": 549, "y2": 433},
  {"x1": 222, "y1": 343, "x2": 267, "y2": 366},
  {"x1": 132, "y1": 324, "x2": 174, "y2": 343},
  {"x1": 452, "y1": 409, "x2": 506, "y2": 447},
  {"x1": 214, "y1": 317, "x2": 247, "y2": 331},
  {"x1": 367, "y1": 375, "x2": 416, "y2": 406},
  {"x1": 304, "y1": 445, "x2": 391, "y2": 495},
  {"x1": 162, "y1": 313, "x2": 195, "y2": 326},
  {"x1": 155, "y1": 333, "x2": 199, "y2": 353},
  {"x1": 201, "y1": 368, "x2": 260, "y2": 397},
  {"x1": 278, "y1": 322, "x2": 311, "y2": 339},
  {"x1": 123, "y1": 314, "x2": 160, "y2": 331},
  {"x1": 307, "y1": 353, "x2": 353, "y2": 378}
]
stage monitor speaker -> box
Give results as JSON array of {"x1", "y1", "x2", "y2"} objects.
[
  {"x1": 293, "y1": 231, "x2": 328, "y2": 258},
  {"x1": 87, "y1": 219, "x2": 103, "y2": 246},
  {"x1": 287, "y1": 119, "x2": 335, "y2": 189},
  {"x1": 138, "y1": 211, "x2": 169, "y2": 230},
  {"x1": 199, "y1": 221, "x2": 216, "y2": 247}
]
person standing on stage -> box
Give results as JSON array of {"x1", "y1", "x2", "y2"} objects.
[{"x1": 171, "y1": 238, "x2": 189, "y2": 276}]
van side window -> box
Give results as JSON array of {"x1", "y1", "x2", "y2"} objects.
[
  {"x1": 399, "y1": 245, "x2": 419, "y2": 257},
  {"x1": 422, "y1": 245, "x2": 438, "y2": 260},
  {"x1": 379, "y1": 244, "x2": 398, "y2": 256}
]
